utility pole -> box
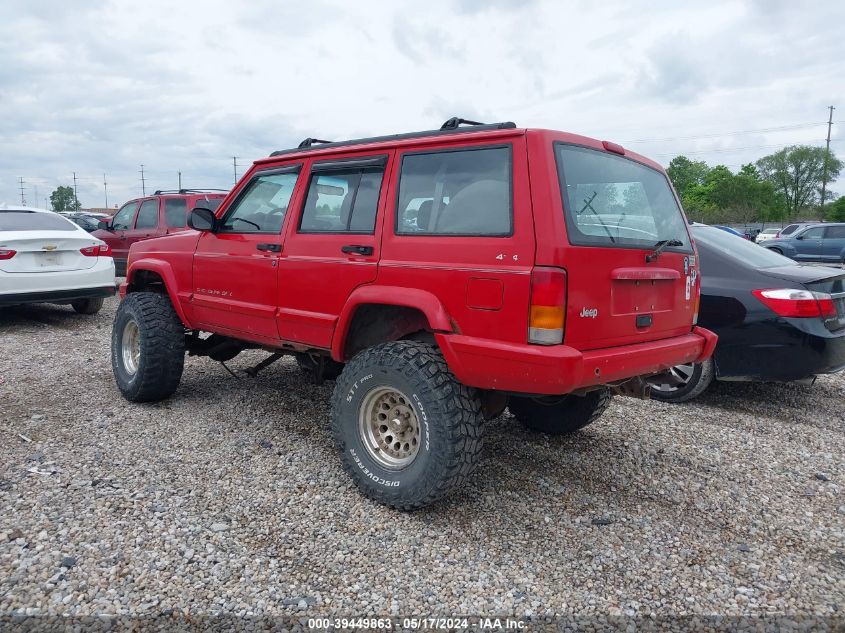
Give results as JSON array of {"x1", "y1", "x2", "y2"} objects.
[
  {"x1": 820, "y1": 105, "x2": 835, "y2": 210},
  {"x1": 72, "y1": 172, "x2": 79, "y2": 209},
  {"x1": 233, "y1": 156, "x2": 239, "y2": 185},
  {"x1": 140, "y1": 164, "x2": 146, "y2": 196},
  {"x1": 178, "y1": 170, "x2": 182, "y2": 190},
  {"x1": 19, "y1": 177, "x2": 26, "y2": 205},
  {"x1": 103, "y1": 174, "x2": 109, "y2": 208}
]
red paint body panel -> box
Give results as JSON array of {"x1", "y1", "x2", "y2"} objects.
[{"x1": 123, "y1": 123, "x2": 716, "y2": 396}]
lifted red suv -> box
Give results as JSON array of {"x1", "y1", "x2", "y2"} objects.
[
  {"x1": 112, "y1": 118, "x2": 716, "y2": 509},
  {"x1": 93, "y1": 189, "x2": 227, "y2": 275}
]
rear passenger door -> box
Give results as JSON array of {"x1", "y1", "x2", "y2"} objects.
[
  {"x1": 162, "y1": 197, "x2": 189, "y2": 234},
  {"x1": 380, "y1": 138, "x2": 534, "y2": 345},
  {"x1": 821, "y1": 225, "x2": 845, "y2": 262},
  {"x1": 276, "y1": 153, "x2": 392, "y2": 348}
]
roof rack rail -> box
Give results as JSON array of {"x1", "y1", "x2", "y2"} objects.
[
  {"x1": 152, "y1": 188, "x2": 229, "y2": 195},
  {"x1": 270, "y1": 116, "x2": 517, "y2": 157},
  {"x1": 440, "y1": 117, "x2": 485, "y2": 130},
  {"x1": 298, "y1": 137, "x2": 332, "y2": 148}
]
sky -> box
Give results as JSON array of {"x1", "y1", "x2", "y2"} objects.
[{"x1": 0, "y1": 0, "x2": 842, "y2": 209}]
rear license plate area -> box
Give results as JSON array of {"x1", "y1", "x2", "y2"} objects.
[
  {"x1": 611, "y1": 279, "x2": 675, "y2": 315},
  {"x1": 39, "y1": 252, "x2": 60, "y2": 266}
]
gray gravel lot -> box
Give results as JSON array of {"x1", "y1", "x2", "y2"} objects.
[{"x1": 1, "y1": 296, "x2": 844, "y2": 622}]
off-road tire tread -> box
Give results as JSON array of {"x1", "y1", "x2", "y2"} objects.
[
  {"x1": 331, "y1": 340, "x2": 483, "y2": 511},
  {"x1": 509, "y1": 388, "x2": 612, "y2": 434},
  {"x1": 112, "y1": 292, "x2": 185, "y2": 402},
  {"x1": 71, "y1": 297, "x2": 104, "y2": 314}
]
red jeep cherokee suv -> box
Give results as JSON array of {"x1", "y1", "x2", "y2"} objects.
[
  {"x1": 111, "y1": 118, "x2": 716, "y2": 509},
  {"x1": 93, "y1": 189, "x2": 227, "y2": 275}
]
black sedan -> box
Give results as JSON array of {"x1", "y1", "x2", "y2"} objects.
[{"x1": 650, "y1": 223, "x2": 845, "y2": 402}]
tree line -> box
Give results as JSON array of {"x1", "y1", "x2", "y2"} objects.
[{"x1": 666, "y1": 145, "x2": 844, "y2": 225}]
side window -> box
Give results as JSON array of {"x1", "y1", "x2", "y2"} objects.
[
  {"x1": 801, "y1": 227, "x2": 824, "y2": 240},
  {"x1": 824, "y1": 225, "x2": 845, "y2": 239},
  {"x1": 396, "y1": 146, "x2": 512, "y2": 236},
  {"x1": 134, "y1": 199, "x2": 159, "y2": 229},
  {"x1": 220, "y1": 170, "x2": 300, "y2": 233},
  {"x1": 164, "y1": 199, "x2": 188, "y2": 228},
  {"x1": 112, "y1": 202, "x2": 137, "y2": 230},
  {"x1": 299, "y1": 166, "x2": 384, "y2": 233}
]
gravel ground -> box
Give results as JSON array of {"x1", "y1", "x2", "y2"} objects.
[{"x1": 1, "y1": 297, "x2": 844, "y2": 626}]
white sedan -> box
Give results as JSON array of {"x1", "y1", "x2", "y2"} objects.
[
  {"x1": 755, "y1": 228, "x2": 780, "y2": 243},
  {"x1": 0, "y1": 205, "x2": 116, "y2": 313}
]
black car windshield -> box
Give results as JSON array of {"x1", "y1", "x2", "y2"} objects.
[
  {"x1": 0, "y1": 211, "x2": 76, "y2": 232},
  {"x1": 692, "y1": 225, "x2": 796, "y2": 268},
  {"x1": 555, "y1": 144, "x2": 691, "y2": 250}
]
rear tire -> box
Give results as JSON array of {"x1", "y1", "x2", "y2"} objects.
[
  {"x1": 331, "y1": 340, "x2": 484, "y2": 510},
  {"x1": 111, "y1": 292, "x2": 185, "y2": 402},
  {"x1": 649, "y1": 358, "x2": 715, "y2": 403},
  {"x1": 508, "y1": 389, "x2": 612, "y2": 434},
  {"x1": 71, "y1": 298, "x2": 104, "y2": 314}
]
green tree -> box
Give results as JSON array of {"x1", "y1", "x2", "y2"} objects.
[
  {"x1": 709, "y1": 163, "x2": 783, "y2": 225},
  {"x1": 50, "y1": 186, "x2": 80, "y2": 212},
  {"x1": 827, "y1": 196, "x2": 845, "y2": 222},
  {"x1": 756, "y1": 146, "x2": 842, "y2": 219},
  {"x1": 666, "y1": 156, "x2": 710, "y2": 198}
]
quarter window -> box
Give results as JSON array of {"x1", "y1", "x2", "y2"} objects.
[
  {"x1": 164, "y1": 199, "x2": 189, "y2": 228},
  {"x1": 396, "y1": 146, "x2": 512, "y2": 236},
  {"x1": 112, "y1": 202, "x2": 136, "y2": 230},
  {"x1": 220, "y1": 170, "x2": 300, "y2": 233},
  {"x1": 134, "y1": 200, "x2": 159, "y2": 229},
  {"x1": 299, "y1": 168, "x2": 384, "y2": 233}
]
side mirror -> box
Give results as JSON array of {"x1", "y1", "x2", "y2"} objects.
[
  {"x1": 188, "y1": 207, "x2": 217, "y2": 232},
  {"x1": 795, "y1": 235, "x2": 804, "y2": 240},
  {"x1": 98, "y1": 219, "x2": 112, "y2": 231}
]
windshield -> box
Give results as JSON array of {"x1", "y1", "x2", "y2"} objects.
[
  {"x1": 692, "y1": 225, "x2": 796, "y2": 269},
  {"x1": 0, "y1": 211, "x2": 77, "y2": 232},
  {"x1": 555, "y1": 144, "x2": 691, "y2": 250}
]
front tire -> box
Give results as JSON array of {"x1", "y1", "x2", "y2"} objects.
[
  {"x1": 508, "y1": 389, "x2": 612, "y2": 434},
  {"x1": 111, "y1": 292, "x2": 185, "y2": 402},
  {"x1": 71, "y1": 297, "x2": 104, "y2": 314},
  {"x1": 331, "y1": 341, "x2": 484, "y2": 510},
  {"x1": 649, "y1": 358, "x2": 715, "y2": 403}
]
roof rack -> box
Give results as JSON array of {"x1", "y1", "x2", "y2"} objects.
[
  {"x1": 152, "y1": 189, "x2": 229, "y2": 195},
  {"x1": 270, "y1": 116, "x2": 516, "y2": 157}
]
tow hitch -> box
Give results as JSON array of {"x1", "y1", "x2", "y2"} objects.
[{"x1": 610, "y1": 376, "x2": 652, "y2": 399}]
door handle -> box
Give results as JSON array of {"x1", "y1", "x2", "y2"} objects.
[
  {"x1": 341, "y1": 244, "x2": 373, "y2": 256},
  {"x1": 256, "y1": 243, "x2": 282, "y2": 253}
]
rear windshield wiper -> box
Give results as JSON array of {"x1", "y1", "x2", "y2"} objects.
[{"x1": 645, "y1": 238, "x2": 683, "y2": 263}]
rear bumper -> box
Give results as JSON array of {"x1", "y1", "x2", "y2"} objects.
[
  {"x1": 0, "y1": 284, "x2": 116, "y2": 306},
  {"x1": 436, "y1": 326, "x2": 717, "y2": 395}
]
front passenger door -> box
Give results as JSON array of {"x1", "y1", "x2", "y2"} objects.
[
  {"x1": 191, "y1": 165, "x2": 302, "y2": 344},
  {"x1": 794, "y1": 226, "x2": 824, "y2": 261}
]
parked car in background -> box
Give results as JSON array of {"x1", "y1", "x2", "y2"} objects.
[
  {"x1": 755, "y1": 227, "x2": 780, "y2": 243},
  {"x1": 0, "y1": 206, "x2": 116, "y2": 314},
  {"x1": 93, "y1": 189, "x2": 227, "y2": 275},
  {"x1": 651, "y1": 224, "x2": 845, "y2": 402},
  {"x1": 65, "y1": 213, "x2": 104, "y2": 232},
  {"x1": 763, "y1": 222, "x2": 845, "y2": 264},
  {"x1": 712, "y1": 225, "x2": 747, "y2": 239}
]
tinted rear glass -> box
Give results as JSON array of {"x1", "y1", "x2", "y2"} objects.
[
  {"x1": 165, "y1": 198, "x2": 189, "y2": 228},
  {"x1": 0, "y1": 211, "x2": 76, "y2": 232},
  {"x1": 555, "y1": 144, "x2": 691, "y2": 250},
  {"x1": 692, "y1": 225, "x2": 795, "y2": 269},
  {"x1": 825, "y1": 225, "x2": 845, "y2": 239}
]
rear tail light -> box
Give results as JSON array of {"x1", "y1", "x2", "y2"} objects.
[
  {"x1": 752, "y1": 288, "x2": 836, "y2": 318},
  {"x1": 0, "y1": 249, "x2": 16, "y2": 260},
  {"x1": 80, "y1": 244, "x2": 113, "y2": 257},
  {"x1": 529, "y1": 267, "x2": 566, "y2": 345}
]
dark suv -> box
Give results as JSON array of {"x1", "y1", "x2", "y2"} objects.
[
  {"x1": 93, "y1": 189, "x2": 227, "y2": 274},
  {"x1": 109, "y1": 118, "x2": 716, "y2": 509}
]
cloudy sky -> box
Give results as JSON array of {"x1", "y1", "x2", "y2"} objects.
[{"x1": 1, "y1": 0, "x2": 842, "y2": 209}]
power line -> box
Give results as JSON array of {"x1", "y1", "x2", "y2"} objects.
[{"x1": 622, "y1": 121, "x2": 827, "y2": 144}]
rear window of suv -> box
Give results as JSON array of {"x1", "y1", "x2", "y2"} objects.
[
  {"x1": 555, "y1": 144, "x2": 691, "y2": 251},
  {"x1": 0, "y1": 211, "x2": 76, "y2": 232}
]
